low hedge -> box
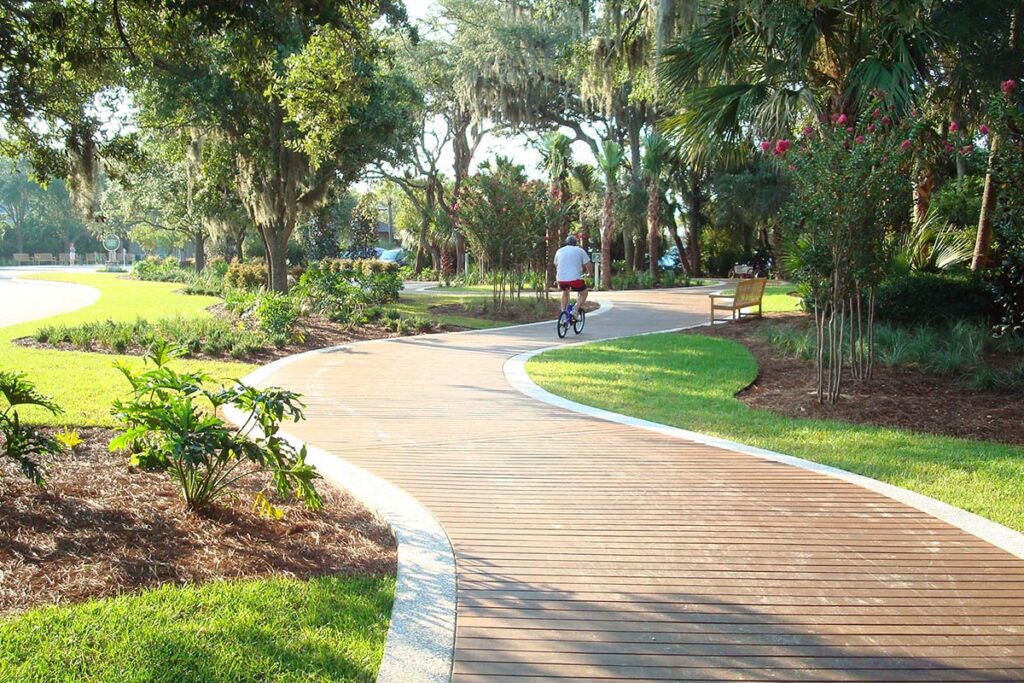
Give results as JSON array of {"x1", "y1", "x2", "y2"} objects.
[{"x1": 874, "y1": 272, "x2": 999, "y2": 325}]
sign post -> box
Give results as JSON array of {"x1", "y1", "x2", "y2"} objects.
[
  {"x1": 102, "y1": 235, "x2": 121, "y2": 266},
  {"x1": 591, "y1": 251, "x2": 601, "y2": 291}
]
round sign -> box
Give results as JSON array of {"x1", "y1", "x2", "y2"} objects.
[{"x1": 102, "y1": 234, "x2": 121, "y2": 252}]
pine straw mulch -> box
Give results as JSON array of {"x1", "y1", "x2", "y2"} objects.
[
  {"x1": 687, "y1": 314, "x2": 1024, "y2": 447},
  {"x1": 0, "y1": 428, "x2": 396, "y2": 617}
]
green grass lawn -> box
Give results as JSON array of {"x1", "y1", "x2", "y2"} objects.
[
  {"x1": 393, "y1": 293, "x2": 539, "y2": 329},
  {"x1": 527, "y1": 332, "x2": 1024, "y2": 532},
  {"x1": 708, "y1": 281, "x2": 802, "y2": 314},
  {"x1": 3, "y1": 272, "x2": 254, "y2": 426},
  {"x1": 0, "y1": 576, "x2": 394, "y2": 683}
]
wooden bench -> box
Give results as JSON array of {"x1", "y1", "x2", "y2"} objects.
[
  {"x1": 12, "y1": 252, "x2": 31, "y2": 266},
  {"x1": 32, "y1": 253, "x2": 56, "y2": 265},
  {"x1": 709, "y1": 278, "x2": 767, "y2": 324}
]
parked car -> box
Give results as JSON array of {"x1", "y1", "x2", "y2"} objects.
[
  {"x1": 378, "y1": 248, "x2": 408, "y2": 266},
  {"x1": 658, "y1": 246, "x2": 685, "y2": 273}
]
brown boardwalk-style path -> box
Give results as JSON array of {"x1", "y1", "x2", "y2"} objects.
[{"x1": 263, "y1": 288, "x2": 1024, "y2": 681}]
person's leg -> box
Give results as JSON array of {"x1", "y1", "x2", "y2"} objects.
[
  {"x1": 560, "y1": 286, "x2": 570, "y2": 313},
  {"x1": 577, "y1": 287, "x2": 588, "y2": 313}
]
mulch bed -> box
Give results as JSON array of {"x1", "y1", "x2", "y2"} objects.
[
  {"x1": 688, "y1": 314, "x2": 1024, "y2": 446},
  {"x1": 0, "y1": 428, "x2": 396, "y2": 616}
]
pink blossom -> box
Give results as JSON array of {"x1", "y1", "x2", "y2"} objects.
[
  {"x1": 881, "y1": 116, "x2": 891, "y2": 126},
  {"x1": 830, "y1": 113, "x2": 840, "y2": 124},
  {"x1": 944, "y1": 142, "x2": 955, "y2": 154},
  {"x1": 774, "y1": 139, "x2": 792, "y2": 155},
  {"x1": 846, "y1": 126, "x2": 855, "y2": 133},
  {"x1": 872, "y1": 108, "x2": 882, "y2": 119},
  {"x1": 1001, "y1": 79, "x2": 1017, "y2": 95},
  {"x1": 949, "y1": 121, "x2": 959, "y2": 132},
  {"x1": 803, "y1": 125, "x2": 815, "y2": 136},
  {"x1": 980, "y1": 124, "x2": 990, "y2": 135},
  {"x1": 760, "y1": 140, "x2": 771, "y2": 152},
  {"x1": 854, "y1": 135, "x2": 865, "y2": 144},
  {"x1": 843, "y1": 140, "x2": 851, "y2": 150},
  {"x1": 900, "y1": 139, "x2": 912, "y2": 151},
  {"x1": 838, "y1": 114, "x2": 848, "y2": 125},
  {"x1": 867, "y1": 124, "x2": 876, "y2": 133}
]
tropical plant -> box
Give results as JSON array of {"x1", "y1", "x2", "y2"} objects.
[
  {"x1": 0, "y1": 371, "x2": 66, "y2": 485},
  {"x1": 538, "y1": 131, "x2": 574, "y2": 286},
  {"x1": 110, "y1": 343, "x2": 321, "y2": 512},
  {"x1": 595, "y1": 140, "x2": 624, "y2": 290}
]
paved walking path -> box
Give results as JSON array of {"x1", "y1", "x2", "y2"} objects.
[
  {"x1": 255, "y1": 288, "x2": 1024, "y2": 681},
  {"x1": 0, "y1": 270, "x2": 100, "y2": 328}
]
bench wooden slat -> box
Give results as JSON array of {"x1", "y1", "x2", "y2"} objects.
[{"x1": 709, "y1": 278, "x2": 768, "y2": 325}]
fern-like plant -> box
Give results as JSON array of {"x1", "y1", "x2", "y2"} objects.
[{"x1": 0, "y1": 371, "x2": 65, "y2": 485}]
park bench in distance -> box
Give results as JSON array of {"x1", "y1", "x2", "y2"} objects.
[
  {"x1": 32, "y1": 253, "x2": 56, "y2": 265},
  {"x1": 709, "y1": 277, "x2": 767, "y2": 325},
  {"x1": 13, "y1": 253, "x2": 32, "y2": 266}
]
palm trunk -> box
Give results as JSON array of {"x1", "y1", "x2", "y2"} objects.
[
  {"x1": 601, "y1": 190, "x2": 614, "y2": 290},
  {"x1": 648, "y1": 179, "x2": 660, "y2": 281},
  {"x1": 972, "y1": 134, "x2": 1000, "y2": 271}
]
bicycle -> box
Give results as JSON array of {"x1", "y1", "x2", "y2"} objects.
[{"x1": 556, "y1": 300, "x2": 586, "y2": 338}]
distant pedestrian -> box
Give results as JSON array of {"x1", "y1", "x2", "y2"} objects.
[{"x1": 69, "y1": 243, "x2": 76, "y2": 266}]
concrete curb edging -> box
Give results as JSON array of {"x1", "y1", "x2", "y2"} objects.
[
  {"x1": 503, "y1": 329, "x2": 1024, "y2": 562},
  {"x1": 222, "y1": 297, "x2": 618, "y2": 682}
]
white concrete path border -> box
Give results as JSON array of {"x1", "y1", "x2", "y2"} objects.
[
  {"x1": 504, "y1": 325, "x2": 1024, "y2": 563},
  {"x1": 224, "y1": 300, "x2": 618, "y2": 682}
]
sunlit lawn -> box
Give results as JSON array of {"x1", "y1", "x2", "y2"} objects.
[
  {"x1": 0, "y1": 576, "x2": 394, "y2": 683},
  {"x1": 528, "y1": 332, "x2": 1024, "y2": 532},
  {"x1": 2, "y1": 272, "x2": 254, "y2": 426}
]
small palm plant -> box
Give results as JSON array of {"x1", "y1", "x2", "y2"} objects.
[
  {"x1": 111, "y1": 341, "x2": 322, "y2": 513},
  {"x1": 0, "y1": 371, "x2": 65, "y2": 485}
]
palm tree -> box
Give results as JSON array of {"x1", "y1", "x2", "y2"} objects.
[
  {"x1": 538, "y1": 131, "x2": 573, "y2": 287},
  {"x1": 596, "y1": 139, "x2": 624, "y2": 290},
  {"x1": 569, "y1": 163, "x2": 598, "y2": 252},
  {"x1": 642, "y1": 132, "x2": 670, "y2": 281},
  {"x1": 658, "y1": 0, "x2": 936, "y2": 165}
]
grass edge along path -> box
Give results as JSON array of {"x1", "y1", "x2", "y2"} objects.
[
  {"x1": 0, "y1": 575, "x2": 395, "y2": 683},
  {"x1": 2, "y1": 272, "x2": 254, "y2": 427},
  {"x1": 527, "y1": 332, "x2": 1024, "y2": 533}
]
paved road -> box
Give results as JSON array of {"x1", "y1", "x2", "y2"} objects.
[
  {"x1": 255, "y1": 287, "x2": 1024, "y2": 681},
  {"x1": 0, "y1": 269, "x2": 100, "y2": 329}
]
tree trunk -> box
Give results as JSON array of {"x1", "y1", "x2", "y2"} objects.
[
  {"x1": 972, "y1": 134, "x2": 1000, "y2": 271},
  {"x1": 601, "y1": 190, "x2": 614, "y2": 290},
  {"x1": 194, "y1": 230, "x2": 206, "y2": 273},
  {"x1": 623, "y1": 225, "x2": 634, "y2": 274},
  {"x1": 913, "y1": 165, "x2": 936, "y2": 224},
  {"x1": 648, "y1": 179, "x2": 660, "y2": 281},
  {"x1": 265, "y1": 229, "x2": 290, "y2": 292},
  {"x1": 686, "y1": 172, "x2": 704, "y2": 276}
]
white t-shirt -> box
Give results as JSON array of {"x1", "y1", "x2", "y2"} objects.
[{"x1": 554, "y1": 245, "x2": 591, "y2": 282}]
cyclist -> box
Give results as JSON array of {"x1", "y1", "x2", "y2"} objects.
[{"x1": 554, "y1": 235, "x2": 592, "y2": 322}]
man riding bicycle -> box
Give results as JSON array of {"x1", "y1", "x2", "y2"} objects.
[{"x1": 554, "y1": 235, "x2": 592, "y2": 321}]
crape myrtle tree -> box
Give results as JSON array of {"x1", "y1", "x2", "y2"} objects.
[
  {"x1": 779, "y1": 103, "x2": 912, "y2": 404},
  {"x1": 454, "y1": 158, "x2": 555, "y2": 309},
  {"x1": 130, "y1": 2, "x2": 418, "y2": 291}
]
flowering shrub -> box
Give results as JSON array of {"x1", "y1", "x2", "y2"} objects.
[
  {"x1": 454, "y1": 159, "x2": 556, "y2": 308},
  {"x1": 774, "y1": 97, "x2": 912, "y2": 402}
]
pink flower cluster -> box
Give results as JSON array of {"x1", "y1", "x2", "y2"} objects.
[
  {"x1": 1002, "y1": 79, "x2": 1017, "y2": 96},
  {"x1": 761, "y1": 139, "x2": 791, "y2": 155}
]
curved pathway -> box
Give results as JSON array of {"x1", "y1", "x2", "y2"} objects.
[
  {"x1": 253, "y1": 288, "x2": 1024, "y2": 681},
  {"x1": 0, "y1": 271, "x2": 100, "y2": 328}
]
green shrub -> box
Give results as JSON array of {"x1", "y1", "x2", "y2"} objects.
[
  {"x1": 254, "y1": 292, "x2": 303, "y2": 340},
  {"x1": 225, "y1": 261, "x2": 267, "y2": 290},
  {"x1": 32, "y1": 316, "x2": 273, "y2": 359},
  {"x1": 0, "y1": 371, "x2": 67, "y2": 485},
  {"x1": 875, "y1": 272, "x2": 998, "y2": 325},
  {"x1": 181, "y1": 271, "x2": 225, "y2": 296},
  {"x1": 131, "y1": 257, "x2": 189, "y2": 283},
  {"x1": 111, "y1": 343, "x2": 321, "y2": 512}
]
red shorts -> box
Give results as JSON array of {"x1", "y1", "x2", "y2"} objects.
[{"x1": 558, "y1": 279, "x2": 587, "y2": 292}]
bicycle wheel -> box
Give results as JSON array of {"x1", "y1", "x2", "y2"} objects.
[
  {"x1": 556, "y1": 311, "x2": 570, "y2": 338},
  {"x1": 573, "y1": 307, "x2": 586, "y2": 334}
]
